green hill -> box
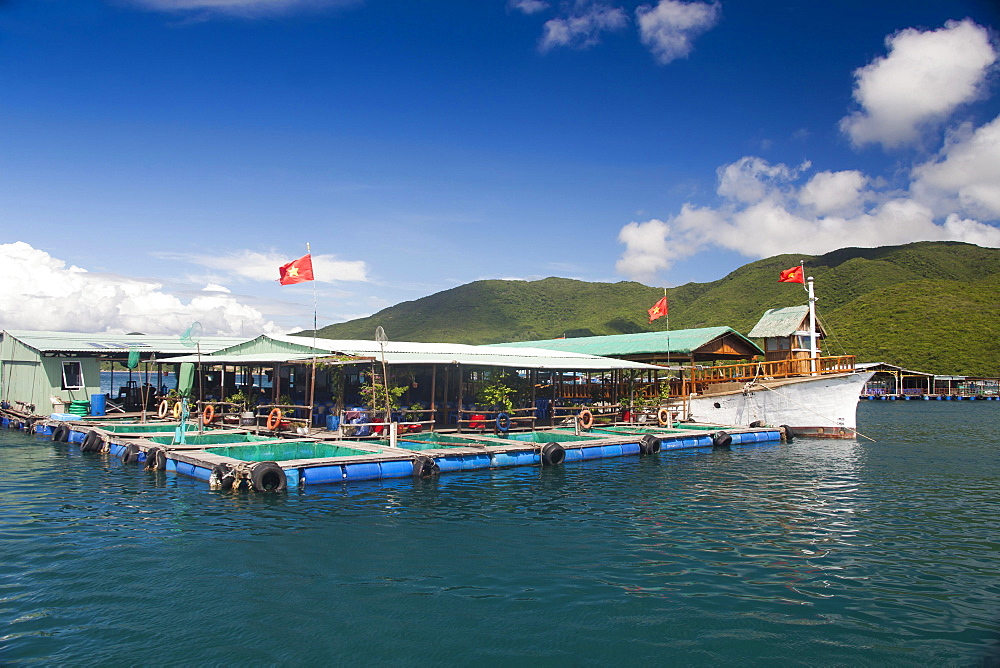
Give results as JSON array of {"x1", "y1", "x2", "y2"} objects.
[{"x1": 305, "y1": 241, "x2": 1000, "y2": 376}]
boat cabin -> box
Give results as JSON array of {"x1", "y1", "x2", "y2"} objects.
[{"x1": 746, "y1": 305, "x2": 825, "y2": 373}]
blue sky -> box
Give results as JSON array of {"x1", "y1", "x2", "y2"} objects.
[{"x1": 1, "y1": 0, "x2": 998, "y2": 336}]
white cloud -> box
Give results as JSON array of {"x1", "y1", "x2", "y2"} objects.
[
  {"x1": 798, "y1": 170, "x2": 868, "y2": 218},
  {"x1": 540, "y1": 3, "x2": 628, "y2": 52},
  {"x1": 616, "y1": 218, "x2": 672, "y2": 280},
  {"x1": 509, "y1": 0, "x2": 549, "y2": 15},
  {"x1": 635, "y1": 0, "x2": 720, "y2": 64},
  {"x1": 0, "y1": 242, "x2": 281, "y2": 336},
  {"x1": 615, "y1": 155, "x2": 1000, "y2": 283},
  {"x1": 716, "y1": 156, "x2": 809, "y2": 204},
  {"x1": 172, "y1": 249, "x2": 368, "y2": 284},
  {"x1": 911, "y1": 116, "x2": 1000, "y2": 220},
  {"x1": 128, "y1": 0, "x2": 361, "y2": 16},
  {"x1": 840, "y1": 19, "x2": 997, "y2": 149}
]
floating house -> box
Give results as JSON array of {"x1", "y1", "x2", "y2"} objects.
[
  {"x1": 0, "y1": 330, "x2": 247, "y2": 415},
  {"x1": 160, "y1": 333, "x2": 665, "y2": 429},
  {"x1": 492, "y1": 316, "x2": 868, "y2": 437},
  {"x1": 1, "y1": 329, "x2": 667, "y2": 428},
  {"x1": 859, "y1": 362, "x2": 1000, "y2": 399}
]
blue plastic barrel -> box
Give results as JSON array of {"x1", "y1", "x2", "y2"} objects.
[{"x1": 90, "y1": 394, "x2": 106, "y2": 416}]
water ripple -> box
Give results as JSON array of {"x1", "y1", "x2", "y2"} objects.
[{"x1": 2, "y1": 403, "x2": 999, "y2": 665}]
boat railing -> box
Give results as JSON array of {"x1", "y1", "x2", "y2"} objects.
[{"x1": 689, "y1": 355, "x2": 857, "y2": 386}]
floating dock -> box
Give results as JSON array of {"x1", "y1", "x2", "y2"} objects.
[
  {"x1": 864, "y1": 394, "x2": 1000, "y2": 401},
  {"x1": 4, "y1": 411, "x2": 785, "y2": 492}
]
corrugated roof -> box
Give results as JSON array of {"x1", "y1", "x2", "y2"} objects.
[
  {"x1": 271, "y1": 334, "x2": 663, "y2": 370},
  {"x1": 857, "y1": 362, "x2": 933, "y2": 376},
  {"x1": 164, "y1": 334, "x2": 663, "y2": 371},
  {"x1": 2, "y1": 330, "x2": 251, "y2": 355},
  {"x1": 489, "y1": 327, "x2": 763, "y2": 358},
  {"x1": 158, "y1": 352, "x2": 357, "y2": 364},
  {"x1": 747, "y1": 306, "x2": 825, "y2": 338}
]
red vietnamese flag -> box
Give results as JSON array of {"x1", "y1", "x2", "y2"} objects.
[
  {"x1": 647, "y1": 296, "x2": 668, "y2": 323},
  {"x1": 778, "y1": 265, "x2": 804, "y2": 284},
  {"x1": 278, "y1": 254, "x2": 314, "y2": 285}
]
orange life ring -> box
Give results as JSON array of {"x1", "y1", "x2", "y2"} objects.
[
  {"x1": 157, "y1": 400, "x2": 169, "y2": 419},
  {"x1": 171, "y1": 401, "x2": 182, "y2": 420},
  {"x1": 657, "y1": 407, "x2": 671, "y2": 427},
  {"x1": 266, "y1": 408, "x2": 282, "y2": 431},
  {"x1": 577, "y1": 409, "x2": 594, "y2": 430},
  {"x1": 203, "y1": 404, "x2": 215, "y2": 425}
]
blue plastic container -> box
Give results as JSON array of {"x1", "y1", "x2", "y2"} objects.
[
  {"x1": 90, "y1": 394, "x2": 107, "y2": 416},
  {"x1": 326, "y1": 414, "x2": 340, "y2": 431}
]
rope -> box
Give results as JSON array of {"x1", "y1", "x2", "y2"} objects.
[
  {"x1": 747, "y1": 380, "x2": 876, "y2": 442},
  {"x1": 816, "y1": 304, "x2": 850, "y2": 358}
]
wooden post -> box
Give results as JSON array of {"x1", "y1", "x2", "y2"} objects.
[
  {"x1": 442, "y1": 365, "x2": 450, "y2": 428},
  {"x1": 456, "y1": 363, "x2": 463, "y2": 433},
  {"x1": 430, "y1": 364, "x2": 437, "y2": 431},
  {"x1": 530, "y1": 368, "x2": 537, "y2": 429},
  {"x1": 551, "y1": 371, "x2": 557, "y2": 428},
  {"x1": 309, "y1": 358, "x2": 317, "y2": 424}
]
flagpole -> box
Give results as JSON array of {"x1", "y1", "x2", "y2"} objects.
[
  {"x1": 307, "y1": 242, "x2": 318, "y2": 430},
  {"x1": 664, "y1": 287, "x2": 671, "y2": 407},
  {"x1": 807, "y1": 270, "x2": 818, "y2": 376}
]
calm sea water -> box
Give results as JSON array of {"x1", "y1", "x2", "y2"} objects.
[{"x1": 2, "y1": 402, "x2": 998, "y2": 665}]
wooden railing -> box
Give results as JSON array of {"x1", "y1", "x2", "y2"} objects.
[{"x1": 689, "y1": 355, "x2": 856, "y2": 386}]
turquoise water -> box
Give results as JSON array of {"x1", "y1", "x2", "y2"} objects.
[
  {"x1": 206, "y1": 442, "x2": 378, "y2": 461},
  {"x1": 2, "y1": 402, "x2": 998, "y2": 664}
]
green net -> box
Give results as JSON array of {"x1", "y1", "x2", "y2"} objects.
[{"x1": 177, "y1": 363, "x2": 195, "y2": 397}]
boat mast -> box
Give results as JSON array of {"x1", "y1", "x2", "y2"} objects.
[{"x1": 807, "y1": 274, "x2": 817, "y2": 375}]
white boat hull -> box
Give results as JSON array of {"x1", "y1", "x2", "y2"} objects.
[{"x1": 687, "y1": 371, "x2": 875, "y2": 438}]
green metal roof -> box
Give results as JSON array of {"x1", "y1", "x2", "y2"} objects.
[
  {"x1": 746, "y1": 306, "x2": 826, "y2": 338},
  {"x1": 1, "y1": 330, "x2": 250, "y2": 355},
  {"x1": 157, "y1": 352, "x2": 346, "y2": 364},
  {"x1": 489, "y1": 327, "x2": 763, "y2": 358},
  {"x1": 162, "y1": 334, "x2": 664, "y2": 371}
]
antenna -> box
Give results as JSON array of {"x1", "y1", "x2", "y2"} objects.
[
  {"x1": 180, "y1": 321, "x2": 205, "y2": 434},
  {"x1": 374, "y1": 327, "x2": 392, "y2": 430}
]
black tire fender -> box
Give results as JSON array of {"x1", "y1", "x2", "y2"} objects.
[
  {"x1": 250, "y1": 461, "x2": 287, "y2": 493},
  {"x1": 411, "y1": 455, "x2": 440, "y2": 478},
  {"x1": 122, "y1": 443, "x2": 140, "y2": 464},
  {"x1": 712, "y1": 431, "x2": 732, "y2": 448},
  {"x1": 639, "y1": 433, "x2": 661, "y2": 454},
  {"x1": 53, "y1": 424, "x2": 70, "y2": 443},
  {"x1": 211, "y1": 463, "x2": 237, "y2": 491},
  {"x1": 540, "y1": 442, "x2": 565, "y2": 466},
  {"x1": 145, "y1": 446, "x2": 167, "y2": 471},
  {"x1": 81, "y1": 430, "x2": 102, "y2": 453}
]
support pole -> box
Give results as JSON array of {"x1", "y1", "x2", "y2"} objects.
[
  {"x1": 430, "y1": 364, "x2": 437, "y2": 431},
  {"x1": 456, "y1": 363, "x2": 463, "y2": 433},
  {"x1": 807, "y1": 275, "x2": 818, "y2": 375}
]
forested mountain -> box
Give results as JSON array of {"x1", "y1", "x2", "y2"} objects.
[{"x1": 305, "y1": 241, "x2": 1000, "y2": 376}]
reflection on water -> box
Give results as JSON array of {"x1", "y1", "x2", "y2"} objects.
[{"x1": 1, "y1": 401, "x2": 998, "y2": 664}]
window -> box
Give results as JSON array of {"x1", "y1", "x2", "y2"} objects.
[
  {"x1": 766, "y1": 337, "x2": 791, "y2": 351},
  {"x1": 62, "y1": 361, "x2": 84, "y2": 390}
]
